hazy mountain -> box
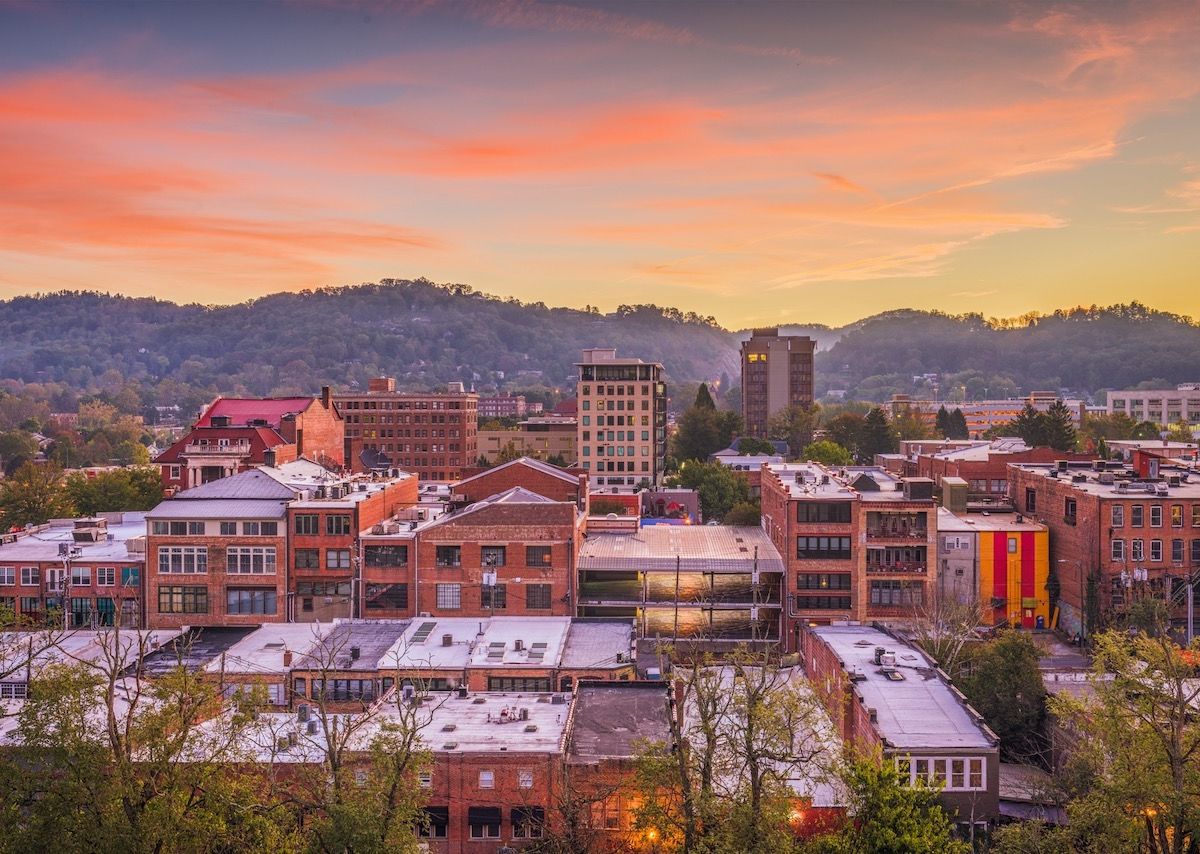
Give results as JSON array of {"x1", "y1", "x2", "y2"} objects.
[{"x1": 0, "y1": 283, "x2": 1195, "y2": 413}]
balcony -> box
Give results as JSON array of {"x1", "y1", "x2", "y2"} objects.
[
  {"x1": 866, "y1": 561, "x2": 928, "y2": 574},
  {"x1": 865, "y1": 525, "x2": 928, "y2": 541},
  {"x1": 183, "y1": 441, "x2": 252, "y2": 456},
  {"x1": 578, "y1": 573, "x2": 782, "y2": 606}
]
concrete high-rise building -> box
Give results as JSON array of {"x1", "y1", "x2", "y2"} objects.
[
  {"x1": 740, "y1": 328, "x2": 815, "y2": 438},
  {"x1": 575, "y1": 349, "x2": 666, "y2": 492}
]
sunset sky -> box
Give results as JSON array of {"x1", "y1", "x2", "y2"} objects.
[{"x1": 1, "y1": 0, "x2": 1198, "y2": 328}]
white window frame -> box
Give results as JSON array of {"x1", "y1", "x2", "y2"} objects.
[
  {"x1": 96, "y1": 567, "x2": 115, "y2": 587},
  {"x1": 478, "y1": 769, "x2": 494, "y2": 789},
  {"x1": 19, "y1": 566, "x2": 39, "y2": 586}
]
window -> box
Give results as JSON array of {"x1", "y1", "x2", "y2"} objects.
[
  {"x1": 481, "y1": 545, "x2": 506, "y2": 567},
  {"x1": 796, "y1": 573, "x2": 852, "y2": 590},
  {"x1": 1064, "y1": 498, "x2": 1077, "y2": 525},
  {"x1": 226, "y1": 588, "x2": 277, "y2": 615},
  {"x1": 325, "y1": 515, "x2": 351, "y2": 536},
  {"x1": 1172, "y1": 505, "x2": 1184, "y2": 528},
  {"x1": 796, "y1": 502, "x2": 852, "y2": 523},
  {"x1": 325, "y1": 549, "x2": 351, "y2": 569},
  {"x1": 220, "y1": 521, "x2": 238, "y2": 536},
  {"x1": 526, "y1": 583, "x2": 552, "y2": 609},
  {"x1": 1131, "y1": 539, "x2": 1144, "y2": 561},
  {"x1": 796, "y1": 537, "x2": 852, "y2": 559},
  {"x1": 512, "y1": 806, "x2": 544, "y2": 839},
  {"x1": 0, "y1": 568, "x2": 13, "y2": 586},
  {"x1": 481, "y1": 584, "x2": 506, "y2": 610},
  {"x1": 518, "y1": 769, "x2": 534, "y2": 789},
  {"x1": 121, "y1": 567, "x2": 139, "y2": 587},
  {"x1": 1150, "y1": 539, "x2": 1163, "y2": 562},
  {"x1": 795, "y1": 595, "x2": 851, "y2": 610},
  {"x1": 1151, "y1": 505, "x2": 1163, "y2": 527},
  {"x1": 295, "y1": 549, "x2": 320, "y2": 569},
  {"x1": 364, "y1": 583, "x2": 408, "y2": 610},
  {"x1": 489, "y1": 676, "x2": 553, "y2": 692},
  {"x1": 260, "y1": 522, "x2": 278, "y2": 535},
  {"x1": 897, "y1": 756, "x2": 986, "y2": 791},
  {"x1": 313, "y1": 679, "x2": 376, "y2": 702},
  {"x1": 469, "y1": 807, "x2": 501, "y2": 839},
  {"x1": 227, "y1": 547, "x2": 277, "y2": 574},
  {"x1": 19, "y1": 567, "x2": 39, "y2": 586},
  {"x1": 478, "y1": 770, "x2": 494, "y2": 789},
  {"x1": 1172, "y1": 539, "x2": 1185, "y2": 563},
  {"x1": 294, "y1": 515, "x2": 319, "y2": 535},
  {"x1": 1192, "y1": 540, "x2": 1200, "y2": 564},
  {"x1": 1111, "y1": 539, "x2": 1125, "y2": 562},
  {"x1": 418, "y1": 806, "x2": 448, "y2": 839},
  {"x1": 96, "y1": 567, "x2": 115, "y2": 586},
  {"x1": 363, "y1": 545, "x2": 408, "y2": 567},
  {"x1": 0, "y1": 683, "x2": 28, "y2": 700},
  {"x1": 1132, "y1": 505, "x2": 1145, "y2": 527},
  {"x1": 1007, "y1": 537, "x2": 1018, "y2": 554},
  {"x1": 435, "y1": 583, "x2": 461, "y2": 609},
  {"x1": 169, "y1": 465, "x2": 181, "y2": 480},
  {"x1": 71, "y1": 567, "x2": 91, "y2": 586},
  {"x1": 869, "y1": 580, "x2": 924, "y2": 607},
  {"x1": 418, "y1": 771, "x2": 432, "y2": 788},
  {"x1": 1025, "y1": 488, "x2": 1036, "y2": 513},
  {"x1": 1111, "y1": 505, "x2": 1125, "y2": 527},
  {"x1": 435, "y1": 545, "x2": 461, "y2": 567},
  {"x1": 158, "y1": 586, "x2": 208, "y2": 614},
  {"x1": 158, "y1": 546, "x2": 208, "y2": 573},
  {"x1": 19, "y1": 596, "x2": 39, "y2": 613},
  {"x1": 242, "y1": 521, "x2": 260, "y2": 535},
  {"x1": 526, "y1": 546, "x2": 552, "y2": 567},
  {"x1": 1193, "y1": 506, "x2": 1200, "y2": 528}
]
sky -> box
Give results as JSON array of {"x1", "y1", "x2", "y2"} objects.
[{"x1": 1, "y1": 0, "x2": 1198, "y2": 328}]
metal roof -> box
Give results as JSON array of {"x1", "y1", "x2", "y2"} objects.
[
  {"x1": 577, "y1": 525, "x2": 784, "y2": 573},
  {"x1": 172, "y1": 469, "x2": 298, "y2": 500},
  {"x1": 146, "y1": 499, "x2": 289, "y2": 519}
]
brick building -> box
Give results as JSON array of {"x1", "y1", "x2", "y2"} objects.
[
  {"x1": 477, "y1": 394, "x2": 528, "y2": 420},
  {"x1": 575, "y1": 349, "x2": 666, "y2": 492},
  {"x1": 477, "y1": 417, "x2": 577, "y2": 465},
  {"x1": 0, "y1": 513, "x2": 146, "y2": 628},
  {"x1": 415, "y1": 488, "x2": 583, "y2": 619},
  {"x1": 759, "y1": 463, "x2": 937, "y2": 647},
  {"x1": 337, "y1": 378, "x2": 478, "y2": 482},
  {"x1": 155, "y1": 390, "x2": 343, "y2": 491},
  {"x1": 454, "y1": 457, "x2": 587, "y2": 507},
  {"x1": 914, "y1": 439, "x2": 1093, "y2": 504},
  {"x1": 800, "y1": 624, "x2": 1000, "y2": 828},
  {"x1": 740, "y1": 328, "x2": 815, "y2": 439},
  {"x1": 1008, "y1": 458, "x2": 1200, "y2": 638}
]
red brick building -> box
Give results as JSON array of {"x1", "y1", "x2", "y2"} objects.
[
  {"x1": 416, "y1": 488, "x2": 582, "y2": 619},
  {"x1": 914, "y1": 440, "x2": 1093, "y2": 503},
  {"x1": 760, "y1": 463, "x2": 937, "y2": 648},
  {"x1": 1008, "y1": 458, "x2": 1200, "y2": 639},
  {"x1": 337, "y1": 378, "x2": 478, "y2": 482},
  {"x1": 453, "y1": 457, "x2": 587, "y2": 507},
  {"x1": 155, "y1": 390, "x2": 344, "y2": 491},
  {"x1": 0, "y1": 513, "x2": 145, "y2": 628}
]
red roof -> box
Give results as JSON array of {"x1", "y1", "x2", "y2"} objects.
[
  {"x1": 196, "y1": 397, "x2": 315, "y2": 429},
  {"x1": 552, "y1": 397, "x2": 577, "y2": 416},
  {"x1": 154, "y1": 426, "x2": 290, "y2": 465}
]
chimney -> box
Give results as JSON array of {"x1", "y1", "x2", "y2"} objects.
[
  {"x1": 283, "y1": 649, "x2": 293, "y2": 667},
  {"x1": 263, "y1": 448, "x2": 277, "y2": 468},
  {"x1": 321, "y1": 386, "x2": 332, "y2": 409}
]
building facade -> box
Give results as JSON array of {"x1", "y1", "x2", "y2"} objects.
[
  {"x1": 1107, "y1": 383, "x2": 1200, "y2": 425},
  {"x1": 759, "y1": 464, "x2": 937, "y2": 647},
  {"x1": 740, "y1": 328, "x2": 815, "y2": 438},
  {"x1": 337, "y1": 377, "x2": 478, "y2": 482},
  {"x1": 575, "y1": 349, "x2": 666, "y2": 492},
  {"x1": 476, "y1": 417, "x2": 577, "y2": 465},
  {"x1": 477, "y1": 394, "x2": 528, "y2": 420}
]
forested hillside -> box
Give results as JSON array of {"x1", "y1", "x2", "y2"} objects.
[{"x1": 0, "y1": 282, "x2": 1196, "y2": 419}]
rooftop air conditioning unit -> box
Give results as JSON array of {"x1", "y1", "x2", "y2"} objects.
[{"x1": 514, "y1": 639, "x2": 525, "y2": 652}]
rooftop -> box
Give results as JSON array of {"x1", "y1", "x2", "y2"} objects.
[
  {"x1": 928, "y1": 438, "x2": 1033, "y2": 461},
  {"x1": 578, "y1": 525, "x2": 785, "y2": 574},
  {"x1": 561, "y1": 619, "x2": 635, "y2": 669},
  {"x1": 0, "y1": 512, "x2": 148, "y2": 562},
  {"x1": 139, "y1": 627, "x2": 260, "y2": 675},
  {"x1": 811, "y1": 625, "x2": 996, "y2": 751},
  {"x1": 766, "y1": 463, "x2": 930, "y2": 503},
  {"x1": 293, "y1": 620, "x2": 412, "y2": 671},
  {"x1": 196, "y1": 397, "x2": 315, "y2": 429},
  {"x1": 146, "y1": 498, "x2": 289, "y2": 520},
  {"x1": 454, "y1": 457, "x2": 579, "y2": 489},
  {"x1": 568, "y1": 682, "x2": 672, "y2": 761},
  {"x1": 167, "y1": 468, "x2": 298, "y2": 501},
  {"x1": 201, "y1": 623, "x2": 334, "y2": 675},
  {"x1": 1011, "y1": 461, "x2": 1200, "y2": 498},
  {"x1": 0, "y1": 628, "x2": 183, "y2": 680},
  {"x1": 936, "y1": 507, "x2": 1046, "y2": 533}
]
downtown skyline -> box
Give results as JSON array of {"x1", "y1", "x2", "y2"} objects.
[{"x1": 1, "y1": 0, "x2": 1198, "y2": 328}]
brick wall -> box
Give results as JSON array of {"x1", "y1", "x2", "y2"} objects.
[{"x1": 457, "y1": 463, "x2": 585, "y2": 506}]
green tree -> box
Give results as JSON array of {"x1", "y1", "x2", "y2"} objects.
[
  {"x1": 801, "y1": 440, "x2": 853, "y2": 467},
  {"x1": 959, "y1": 631, "x2": 1046, "y2": 761},
  {"x1": 0, "y1": 462, "x2": 74, "y2": 529},
  {"x1": 672, "y1": 406, "x2": 741, "y2": 463},
  {"x1": 1043, "y1": 401, "x2": 1078, "y2": 452},
  {"x1": 1046, "y1": 627, "x2": 1200, "y2": 854},
  {"x1": 1165, "y1": 419, "x2": 1196, "y2": 443},
  {"x1": 1006, "y1": 404, "x2": 1050, "y2": 447},
  {"x1": 113, "y1": 439, "x2": 150, "y2": 465},
  {"x1": 935, "y1": 406, "x2": 951, "y2": 438},
  {"x1": 948, "y1": 408, "x2": 969, "y2": 439},
  {"x1": 724, "y1": 501, "x2": 760, "y2": 526},
  {"x1": 666, "y1": 461, "x2": 750, "y2": 523},
  {"x1": 765, "y1": 404, "x2": 820, "y2": 459},
  {"x1": 736, "y1": 436, "x2": 777, "y2": 456},
  {"x1": 824, "y1": 413, "x2": 866, "y2": 461},
  {"x1": 857, "y1": 407, "x2": 897, "y2": 462},
  {"x1": 807, "y1": 757, "x2": 968, "y2": 854},
  {"x1": 891, "y1": 407, "x2": 933, "y2": 441},
  {"x1": 694, "y1": 383, "x2": 716, "y2": 410},
  {"x1": 589, "y1": 497, "x2": 628, "y2": 516},
  {"x1": 65, "y1": 466, "x2": 163, "y2": 516},
  {"x1": 0, "y1": 431, "x2": 39, "y2": 476}
]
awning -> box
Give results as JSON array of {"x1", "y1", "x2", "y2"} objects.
[
  {"x1": 512, "y1": 806, "x2": 545, "y2": 825},
  {"x1": 468, "y1": 806, "x2": 502, "y2": 823},
  {"x1": 423, "y1": 806, "x2": 449, "y2": 825}
]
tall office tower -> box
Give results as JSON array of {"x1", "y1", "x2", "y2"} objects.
[
  {"x1": 576, "y1": 349, "x2": 666, "y2": 492},
  {"x1": 740, "y1": 328, "x2": 815, "y2": 438}
]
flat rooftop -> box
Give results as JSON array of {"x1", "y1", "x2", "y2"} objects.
[
  {"x1": 0, "y1": 628, "x2": 183, "y2": 678},
  {"x1": 223, "y1": 691, "x2": 571, "y2": 762},
  {"x1": 568, "y1": 682, "x2": 672, "y2": 761},
  {"x1": 578, "y1": 525, "x2": 785, "y2": 574},
  {"x1": 139, "y1": 626, "x2": 259, "y2": 675},
  {"x1": 561, "y1": 619, "x2": 635, "y2": 669},
  {"x1": 812, "y1": 625, "x2": 995, "y2": 751},
  {"x1": 292, "y1": 620, "x2": 411, "y2": 672},
  {"x1": 0, "y1": 512, "x2": 148, "y2": 562},
  {"x1": 202, "y1": 623, "x2": 334, "y2": 675},
  {"x1": 1011, "y1": 462, "x2": 1200, "y2": 498},
  {"x1": 936, "y1": 507, "x2": 1046, "y2": 533}
]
